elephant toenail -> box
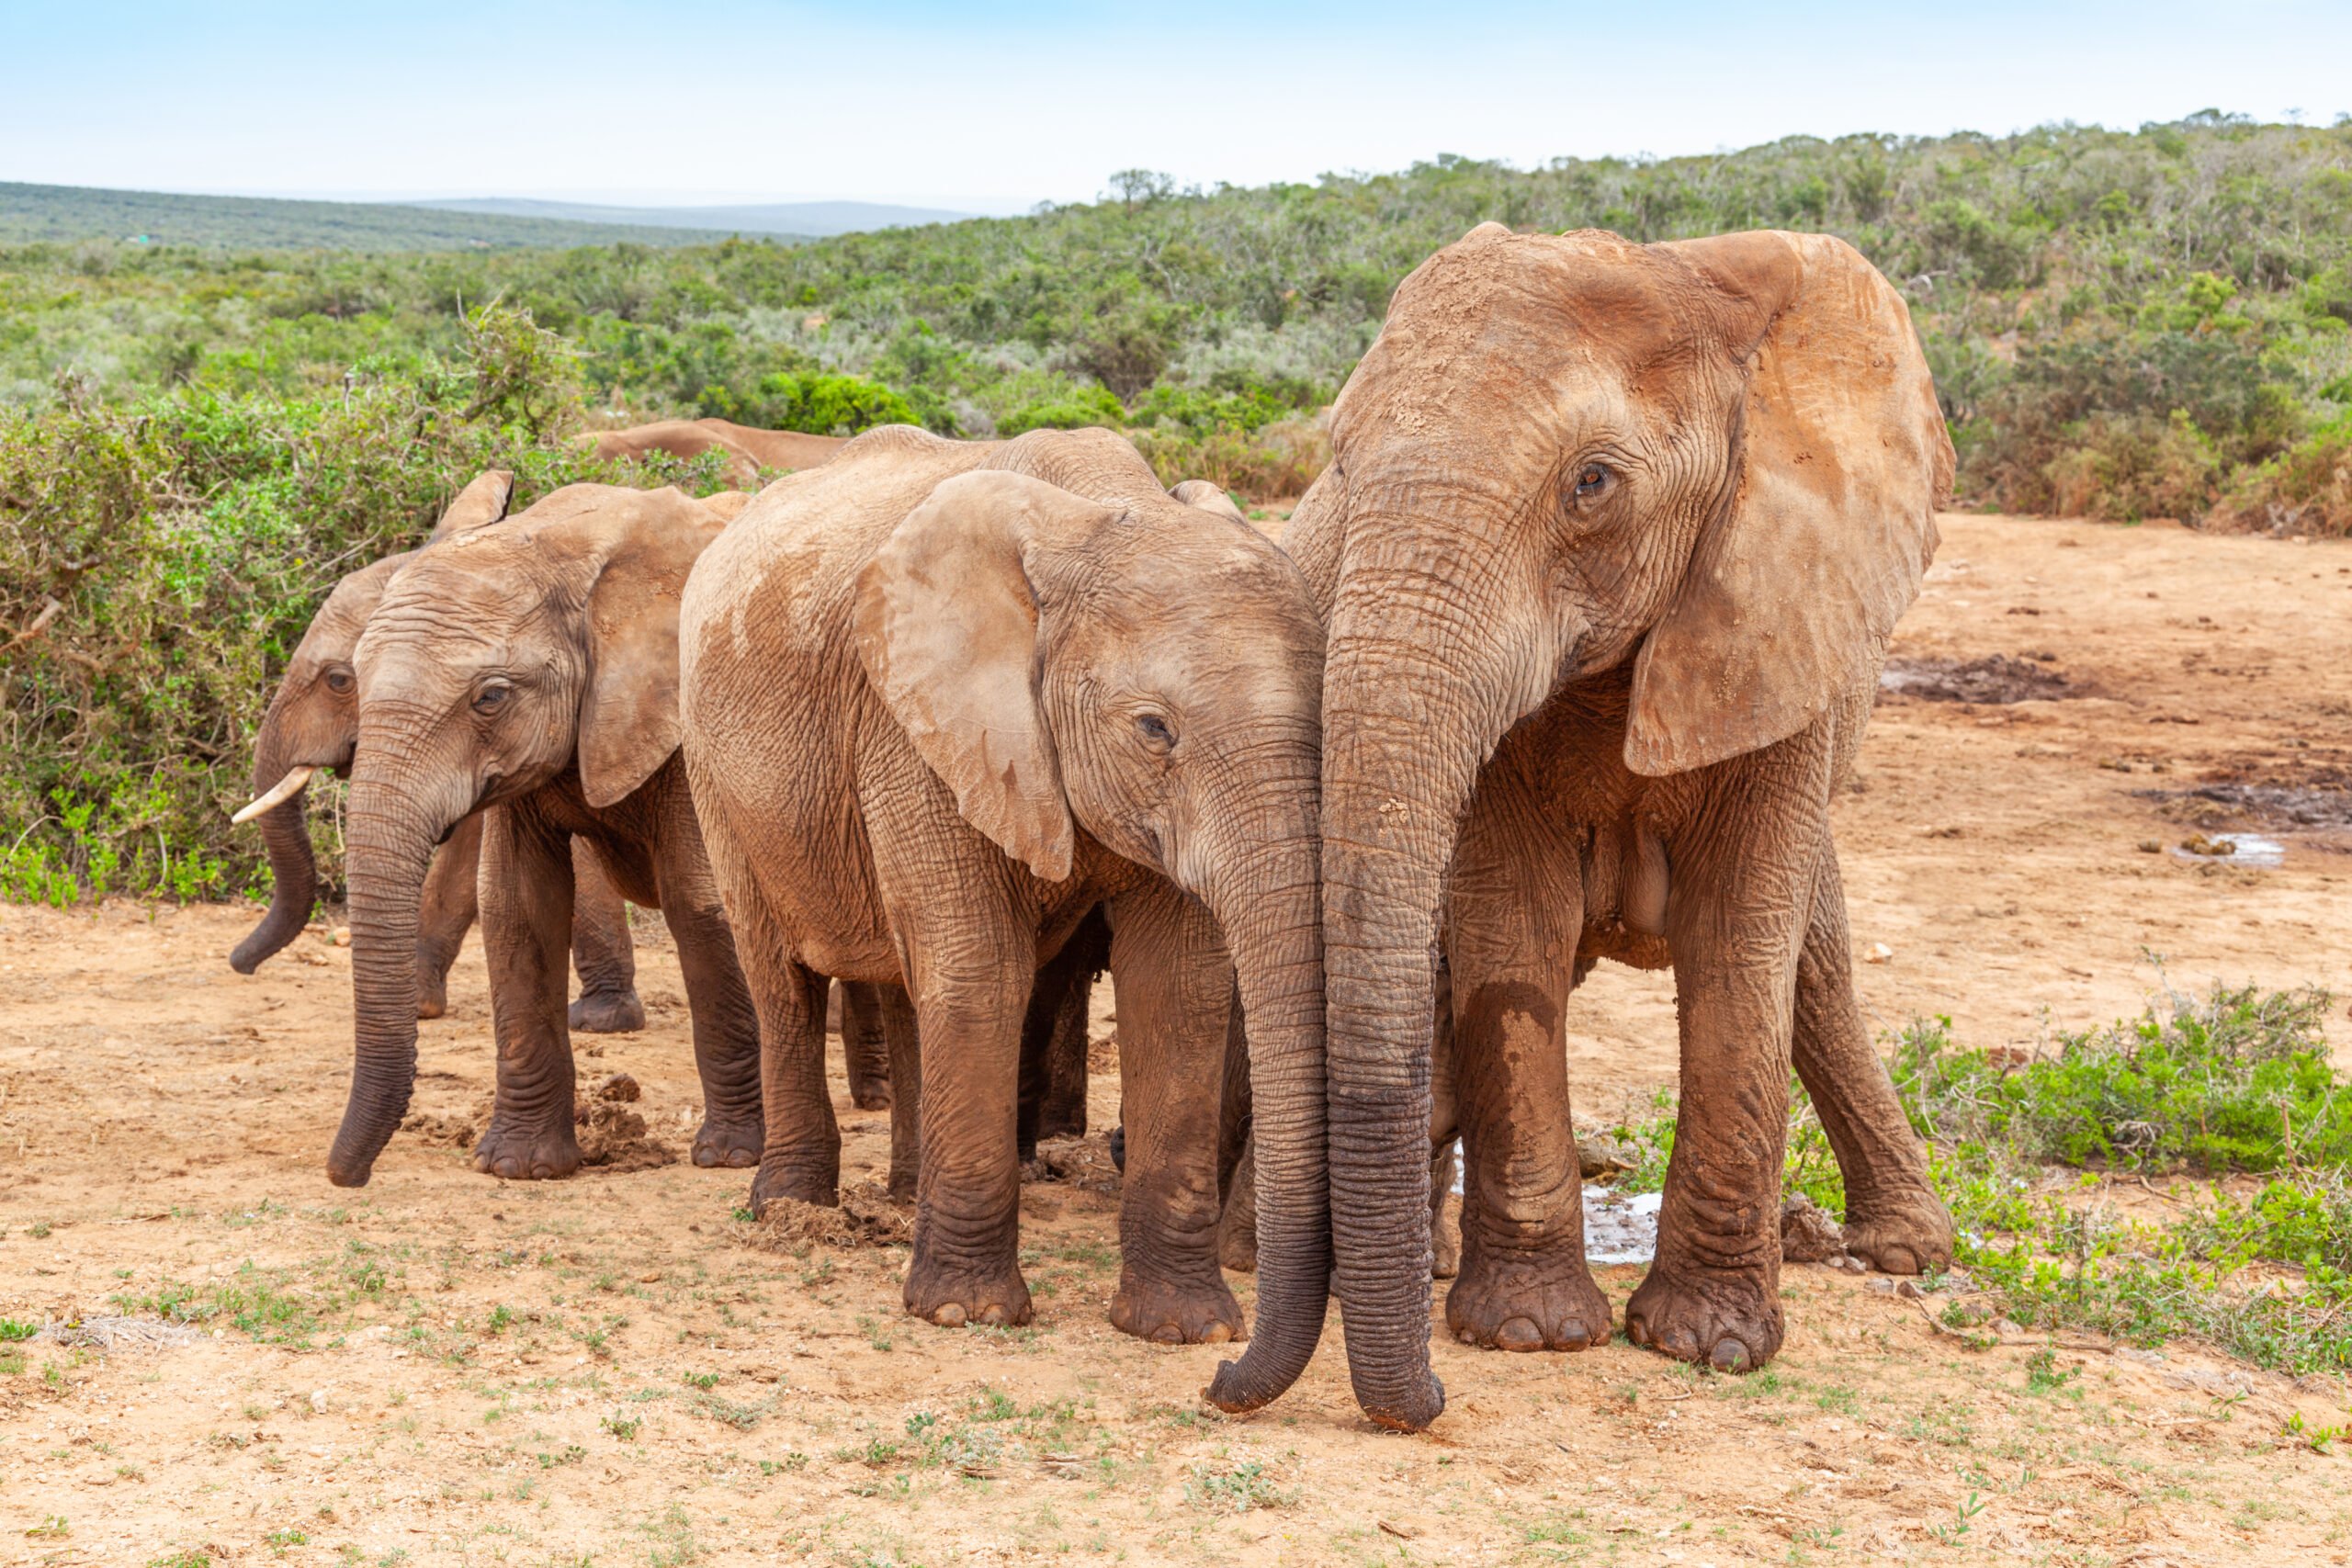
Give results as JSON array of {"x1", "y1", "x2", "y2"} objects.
[
  {"x1": 1664, "y1": 1328, "x2": 1698, "y2": 1359},
  {"x1": 1710, "y1": 1339, "x2": 1750, "y2": 1372},
  {"x1": 1201, "y1": 1323, "x2": 1232, "y2": 1345},
  {"x1": 977, "y1": 1304, "x2": 1008, "y2": 1327},
  {"x1": 1457, "y1": 1328, "x2": 1478, "y2": 1345},
  {"x1": 1495, "y1": 1316, "x2": 1544, "y2": 1352},
  {"x1": 1883, "y1": 1246, "x2": 1919, "y2": 1275},
  {"x1": 1149, "y1": 1324, "x2": 1184, "y2": 1344},
  {"x1": 1623, "y1": 1314, "x2": 1649, "y2": 1346},
  {"x1": 1556, "y1": 1319, "x2": 1589, "y2": 1349},
  {"x1": 932, "y1": 1304, "x2": 967, "y2": 1328}
]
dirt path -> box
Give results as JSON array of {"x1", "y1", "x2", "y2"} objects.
[{"x1": 3, "y1": 514, "x2": 2348, "y2": 1566}]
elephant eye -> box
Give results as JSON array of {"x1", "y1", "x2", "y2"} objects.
[
  {"x1": 1572, "y1": 463, "x2": 1612, "y2": 500},
  {"x1": 322, "y1": 667, "x2": 355, "y2": 695},
  {"x1": 472, "y1": 681, "x2": 513, "y2": 716},
  {"x1": 1136, "y1": 712, "x2": 1175, "y2": 751}
]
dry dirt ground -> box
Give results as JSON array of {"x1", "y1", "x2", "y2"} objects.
[{"x1": 4, "y1": 513, "x2": 2351, "y2": 1568}]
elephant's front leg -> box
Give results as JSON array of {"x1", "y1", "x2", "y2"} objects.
[
  {"x1": 1102, "y1": 883, "x2": 1246, "y2": 1345},
  {"x1": 1442, "y1": 787, "x2": 1609, "y2": 1352},
  {"x1": 649, "y1": 814, "x2": 763, "y2": 1171},
  {"x1": 473, "y1": 804, "x2": 582, "y2": 1180},
  {"x1": 413, "y1": 811, "x2": 482, "y2": 1020},
  {"x1": 887, "y1": 875, "x2": 1035, "y2": 1329},
  {"x1": 1792, "y1": 835, "x2": 1952, "y2": 1275},
  {"x1": 1626, "y1": 745, "x2": 1828, "y2": 1373},
  {"x1": 568, "y1": 838, "x2": 646, "y2": 1034}
]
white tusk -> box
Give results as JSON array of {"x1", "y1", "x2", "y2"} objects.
[{"x1": 231, "y1": 765, "x2": 317, "y2": 825}]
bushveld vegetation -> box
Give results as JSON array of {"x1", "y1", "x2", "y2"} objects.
[{"x1": 4, "y1": 112, "x2": 2350, "y2": 902}]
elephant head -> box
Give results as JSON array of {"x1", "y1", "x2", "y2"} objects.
[
  {"x1": 230, "y1": 471, "x2": 514, "y2": 974},
  {"x1": 853, "y1": 434, "x2": 1329, "y2": 1410},
  {"x1": 1294, "y1": 226, "x2": 1952, "y2": 1429},
  {"x1": 326, "y1": 482, "x2": 725, "y2": 1187}
]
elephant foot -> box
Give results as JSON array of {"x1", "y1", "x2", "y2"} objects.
[
  {"x1": 905, "y1": 1256, "x2": 1033, "y2": 1330},
  {"x1": 1841, "y1": 1189, "x2": 1956, "y2": 1276},
  {"x1": 472, "y1": 1118, "x2": 582, "y2": 1181},
  {"x1": 1444, "y1": 1243, "x2": 1612, "y2": 1351},
  {"x1": 748, "y1": 1162, "x2": 836, "y2": 1216},
  {"x1": 1109, "y1": 1269, "x2": 1247, "y2": 1346},
  {"x1": 1624, "y1": 1263, "x2": 1782, "y2": 1373},
  {"x1": 848, "y1": 1085, "x2": 892, "y2": 1111},
  {"x1": 569, "y1": 988, "x2": 647, "y2": 1034},
  {"x1": 416, "y1": 977, "x2": 450, "y2": 1021},
  {"x1": 691, "y1": 1115, "x2": 763, "y2": 1170}
]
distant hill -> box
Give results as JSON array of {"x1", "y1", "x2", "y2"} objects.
[
  {"x1": 0, "y1": 182, "x2": 783, "y2": 251},
  {"x1": 408, "y1": 197, "x2": 973, "y2": 237}
]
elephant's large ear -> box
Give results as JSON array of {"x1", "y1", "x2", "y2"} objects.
[
  {"x1": 425, "y1": 470, "x2": 515, "y2": 543},
  {"x1": 853, "y1": 470, "x2": 1114, "y2": 882},
  {"x1": 578, "y1": 490, "x2": 724, "y2": 808},
  {"x1": 1623, "y1": 231, "x2": 1953, "y2": 776}
]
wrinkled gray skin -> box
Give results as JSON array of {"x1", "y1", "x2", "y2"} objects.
[
  {"x1": 1289, "y1": 225, "x2": 1957, "y2": 1430},
  {"x1": 680, "y1": 426, "x2": 1329, "y2": 1415},
  {"x1": 232, "y1": 473, "x2": 644, "y2": 1032}
]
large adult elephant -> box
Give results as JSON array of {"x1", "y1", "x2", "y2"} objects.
[
  {"x1": 1289, "y1": 226, "x2": 1956, "y2": 1430},
  {"x1": 679, "y1": 425, "x2": 1328, "y2": 1411},
  {"x1": 230, "y1": 472, "x2": 644, "y2": 1032},
  {"x1": 587, "y1": 420, "x2": 843, "y2": 488},
  {"x1": 325, "y1": 484, "x2": 765, "y2": 1187}
]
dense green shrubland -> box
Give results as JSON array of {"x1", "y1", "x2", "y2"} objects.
[{"x1": 6, "y1": 112, "x2": 2352, "y2": 898}]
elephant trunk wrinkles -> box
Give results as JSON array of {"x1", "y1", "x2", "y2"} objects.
[
  {"x1": 328, "y1": 754, "x2": 461, "y2": 1188},
  {"x1": 1319, "y1": 518, "x2": 1536, "y2": 1433},
  {"x1": 230, "y1": 708, "x2": 321, "y2": 975},
  {"x1": 1200, "y1": 814, "x2": 1329, "y2": 1414}
]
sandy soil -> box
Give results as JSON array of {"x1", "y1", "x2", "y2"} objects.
[{"x1": 3, "y1": 513, "x2": 2349, "y2": 1567}]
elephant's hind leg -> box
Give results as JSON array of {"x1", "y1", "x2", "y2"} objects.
[
  {"x1": 649, "y1": 803, "x2": 765, "y2": 1171},
  {"x1": 1442, "y1": 788, "x2": 1611, "y2": 1353},
  {"x1": 1102, "y1": 883, "x2": 1246, "y2": 1346},
  {"x1": 839, "y1": 981, "x2": 894, "y2": 1111},
  {"x1": 473, "y1": 804, "x2": 583, "y2": 1180},
  {"x1": 568, "y1": 839, "x2": 645, "y2": 1034},
  {"x1": 1792, "y1": 837, "x2": 1952, "y2": 1275}
]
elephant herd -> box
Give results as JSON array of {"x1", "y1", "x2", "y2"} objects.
[{"x1": 229, "y1": 225, "x2": 1958, "y2": 1432}]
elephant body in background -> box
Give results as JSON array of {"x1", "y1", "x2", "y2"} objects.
[
  {"x1": 678, "y1": 424, "x2": 1330, "y2": 1413},
  {"x1": 1291, "y1": 226, "x2": 1957, "y2": 1430},
  {"x1": 587, "y1": 420, "x2": 844, "y2": 488},
  {"x1": 231, "y1": 471, "x2": 645, "y2": 1032},
  {"x1": 327, "y1": 484, "x2": 766, "y2": 1188}
]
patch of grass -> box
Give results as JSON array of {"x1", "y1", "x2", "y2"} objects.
[
  {"x1": 0, "y1": 1316, "x2": 39, "y2": 1340},
  {"x1": 25, "y1": 1516, "x2": 68, "y2": 1539},
  {"x1": 1186, "y1": 1457, "x2": 1290, "y2": 1514},
  {"x1": 600, "y1": 1412, "x2": 641, "y2": 1442}
]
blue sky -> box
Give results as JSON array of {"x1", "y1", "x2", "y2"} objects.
[{"x1": 6, "y1": 1, "x2": 2349, "y2": 211}]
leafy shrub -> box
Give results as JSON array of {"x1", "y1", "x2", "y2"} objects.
[{"x1": 695, "y1": 369, "x2": 916, "y2": 435}]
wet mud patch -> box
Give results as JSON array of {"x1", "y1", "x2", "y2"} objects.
[
  {"x1": 1880, "y1": 653, "x2": 2080, "y2": 704},
  {"x1": 749, "y1": 1181, "x2": 912, "y2": 1250},
  {"x1": 2140, "y1": 754, "x2": 2352, "y2": 848}
]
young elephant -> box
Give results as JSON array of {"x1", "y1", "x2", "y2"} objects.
[
  {"x1": 1290, "y1": 226, "x2": 1957, "y2": 1429},
  {"x1": 679, "y1": 425, "x2": 1329, "y2": 1414},
  {"x1": 231, "y1": 471, "x2": 645, "y2": 1031},
  {"x1": 324, "y1": 484, "x2": 763, "y2": 1188}
]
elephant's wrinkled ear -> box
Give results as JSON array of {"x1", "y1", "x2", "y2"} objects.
[
  {"x1": 425, "y1": 470, "x2": 515, "y2": 543},
  {"x1": 1169, "y1": 479, "x2": 1247, "y2": 524},
  {"x1": 698, "y1": 490, "x2": 757, "y2": 524},
  {"x1": 578, "y1": 490, "x2": 724, "y2": 808},
  {"x1": 853, "y1": 470, "x2": 1113, "y2": 882},
  {"x1": 1624, "y1": 231, "x2": 1952, "y2": 776}
]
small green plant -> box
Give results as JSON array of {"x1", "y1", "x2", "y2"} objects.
[
  {"x1": 1186, "y1": 1458, "x2": 1290, "y2": 1513},
  {"x1": 601, "y1": 1412, "x2": 641, "y2": 1442},
  {"x1": 2287, "y1": 1409, "x2": 2346, "y2": 1454},
  {"x1": 1928, "y1": 1492, "x2": 1986, "y2": 1547},
  {"x1": 147, "y1": 1551, "x2": 214, "y2": 1568},
  {"x1": 0, "y1": 1317, "x2": 39, "y2": 1341},
  {"x1": 264, "y1": 1528, "x2": 309, "y2": 1551},
  {"x1": 485, "y1": 1303, "x2": 514, "y2": 1335},
  {"x1": 26, "y1": 1516, "x2": 69, "y2": 1539},
  {"x1": 682, "y1": 1371, "x2": 718, "y2": 1390},
  {"x1": 536, "y1": 1445, "x2": 586, "y2": 1468},
  {"x1": 2023, "y1": 1347, "x2": 2082, "y2": 1396}
]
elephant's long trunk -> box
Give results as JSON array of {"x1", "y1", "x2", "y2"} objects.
[
  {"x1": 1317, "y1": 493, "x2": 1545, "y2": 1432},
  {"x1": 326, "y1": 761, "x2": 447, "y2": 1187},
  {"x1": 230, "y1": 714, "x2": 321, "y2": 975},
  {"x1": 1203, "y1": 825, "x2": 1329, "y2": 1414}
]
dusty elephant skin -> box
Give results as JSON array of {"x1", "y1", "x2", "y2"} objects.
[
  {"x1": 1288, "y1": 226, "x2": 1958, "y2": 1429},
  {"x1": 679, "y1": 425, "x2": 1329, "y2": 1412},
  {"x1": 230, "y1": 471, "x2": 646, "y2": 1032},
  {"x1": 327, "y1": 484, "x2": 769, "y2": 1190}
]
